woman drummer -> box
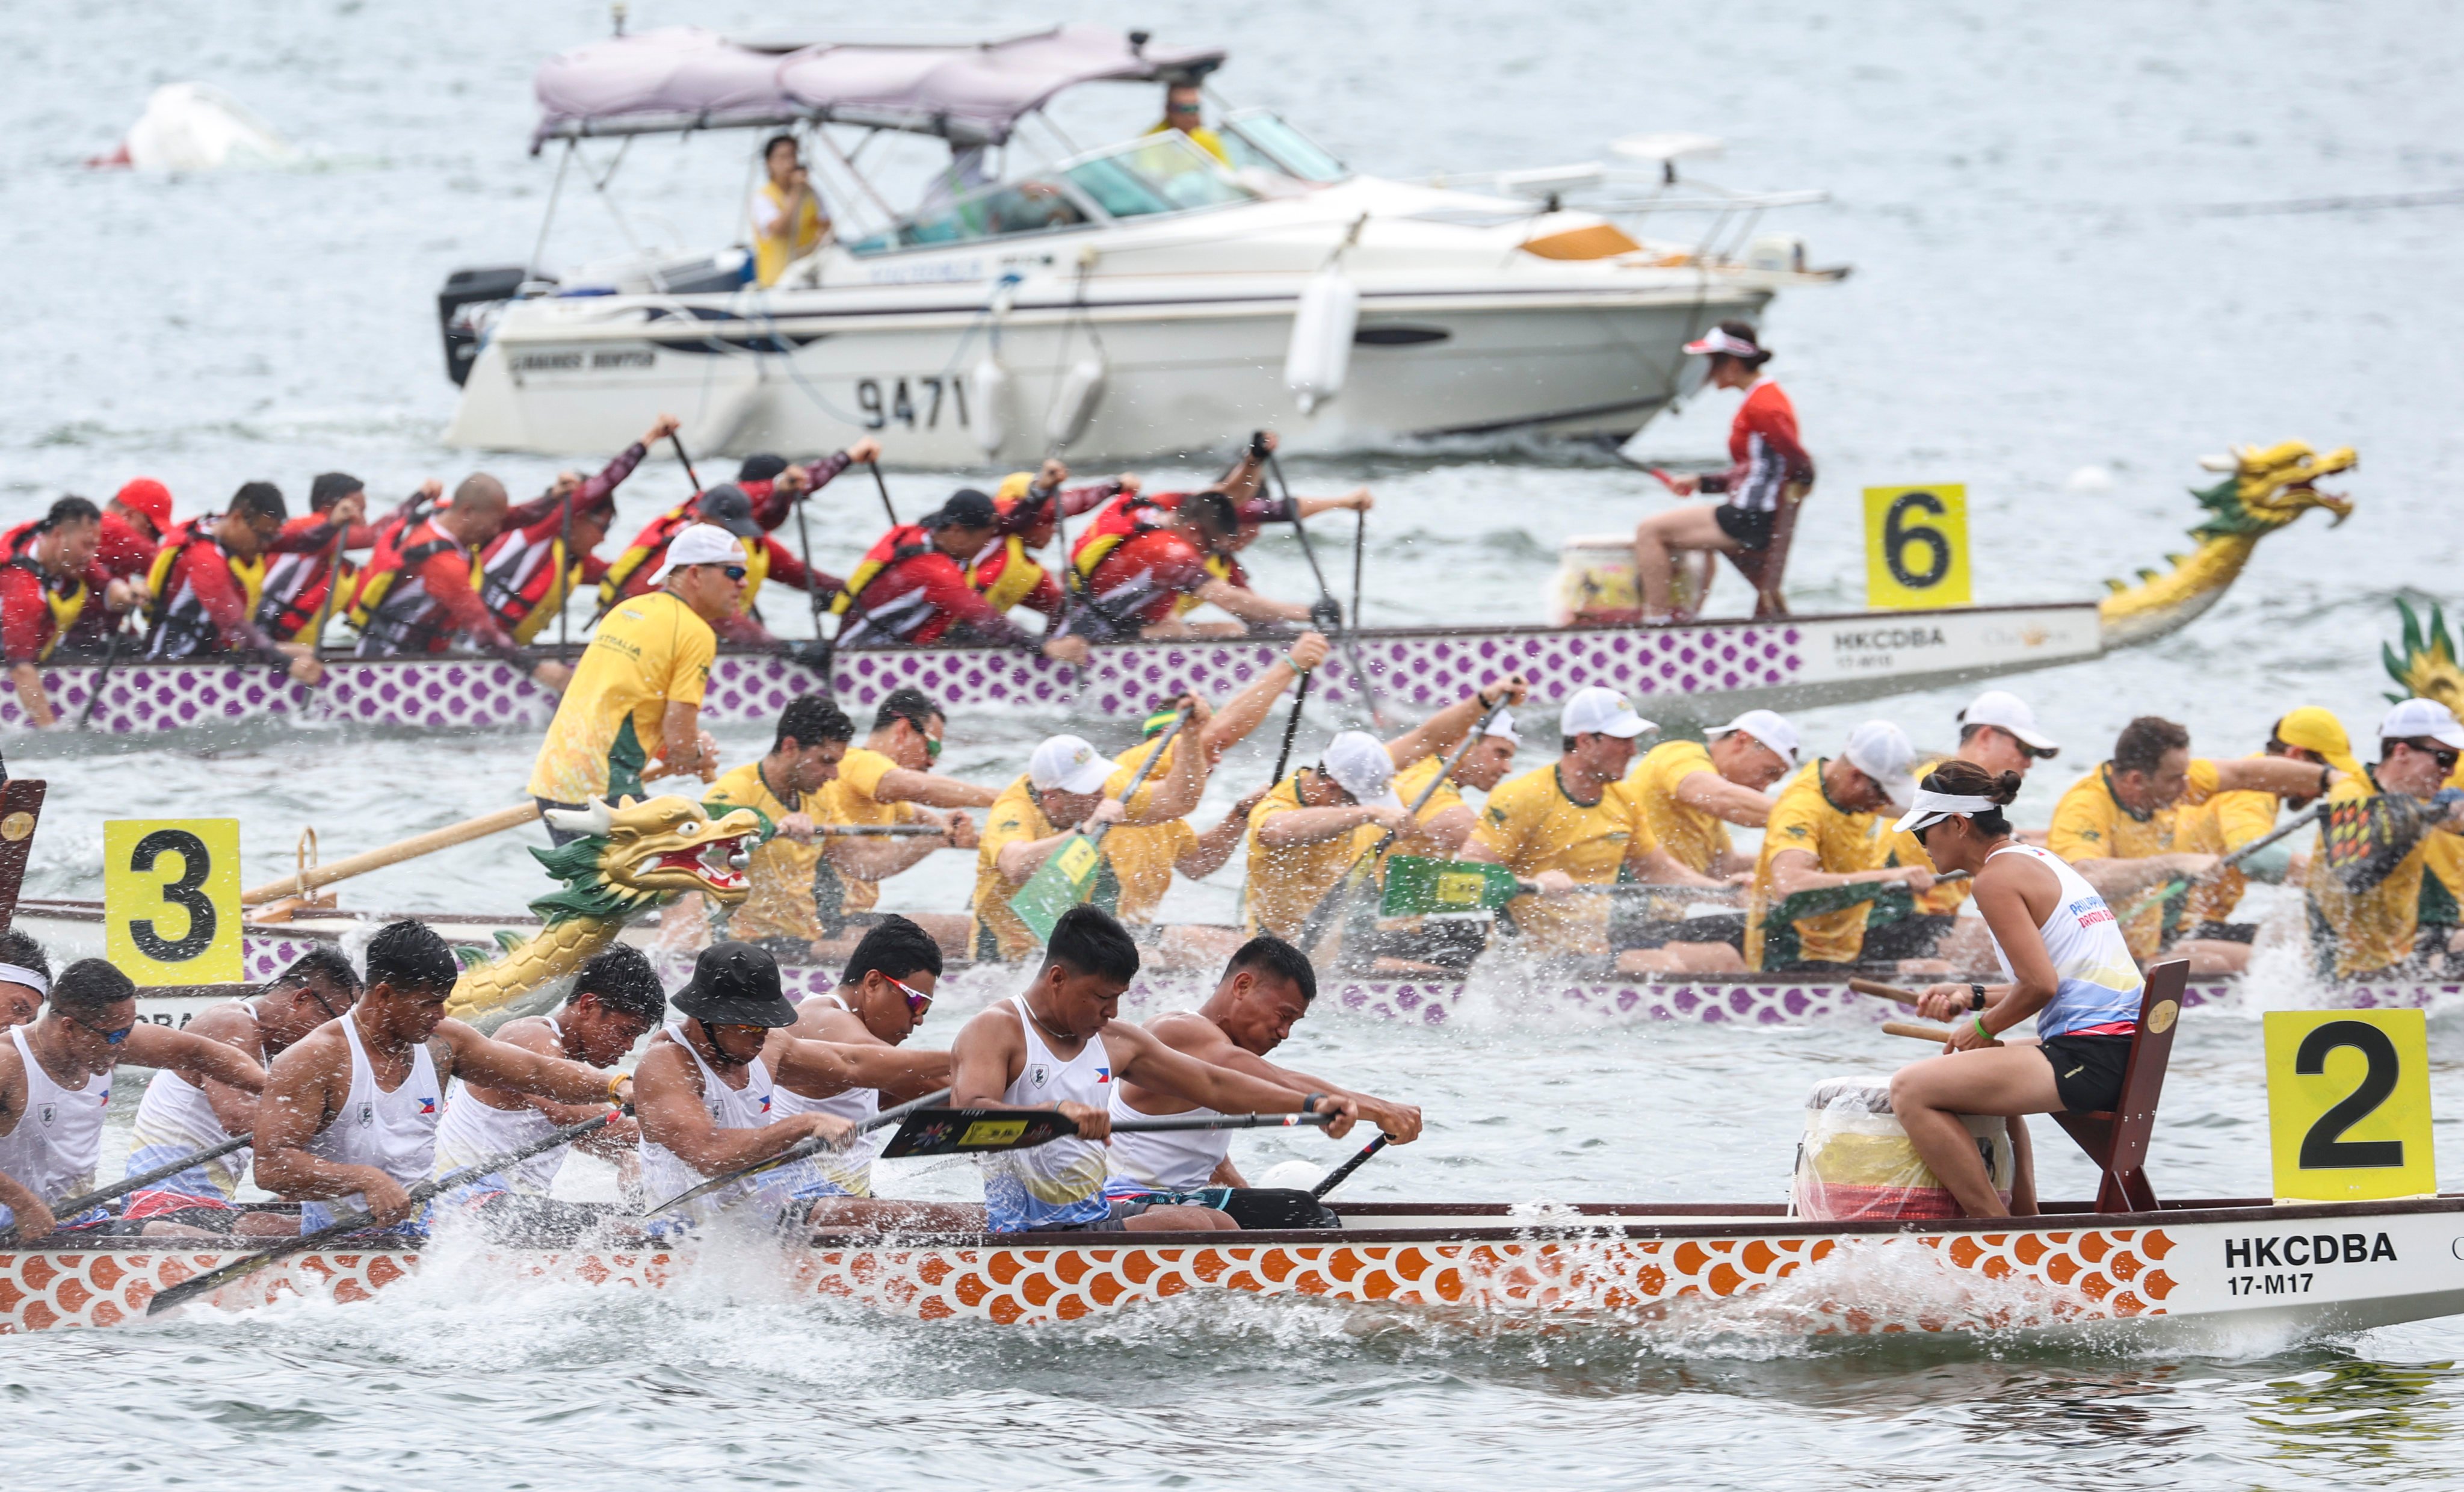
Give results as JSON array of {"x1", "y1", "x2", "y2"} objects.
[
  {"x1": 1629, "y1": 321, "x2": 1814, "y2": 624},
  {"x1": 1888, "y1": 760, "x2": 2146, "y2": 1217}
]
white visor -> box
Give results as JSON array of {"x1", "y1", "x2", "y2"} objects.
[
  {"x1": 0, "y1": 963, "x2": 48, "y2": 995},
  {"x1": 1891, "y1": 789, "x2": 2001, "y2": 835}
]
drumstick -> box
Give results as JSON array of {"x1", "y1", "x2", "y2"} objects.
[
  {"x1": 1882, "y1": 1019, "x2": 2002, "y2": 1048},
  {"x1": 1849, "y1": 978, "x2": 1922, "y2": 1006}
]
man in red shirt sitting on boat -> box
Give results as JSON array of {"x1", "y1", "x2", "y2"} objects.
[
  {"x1": 256, "y1": 472, "x2": 403, "y2": 647},
  {"x1": 1067, "y1": 489, "x2": 1325, "y2": 643},
  {"x1": 835, "y1": 489, "x2": 1090, "y2": 662},
  {"x1": 596, "y1": 438, "x2": 878, "y2": 645},
  {"x1": 0, "y1": 497, "x2": 138, "y2": 726},
  {"x1": 968, "y1": 459, "x2": 1140, "y2": 629},
  {"x1": 478, "y1": 414, "x2": 678, "y2": 647},
  {"x1": 143, "y1": 482, "x2": 326, "y2": 686},
  {"x1": 343, "y1": 475, "x2": 572, "y2": 692},
  {"x1": 1630, "y1": 321, "x2": 1815, "y2": 624},
  {"x1": 55, "y1": 478, "x2": 170, "y2": 657}
]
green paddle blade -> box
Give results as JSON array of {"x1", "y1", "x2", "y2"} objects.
[
  {"x1": 1008, "y1": 832, "x2": 1104, "y2": 943},
  {"x1": 1381, "y1": 855, "x2": 1523, "y2": 917}
]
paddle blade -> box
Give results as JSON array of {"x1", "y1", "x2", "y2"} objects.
[
  {"x1": 877, "y1": 1107, "x2": 1079, "y2": 1159},
  {"x1": 1007, "y1": 834, "x2": 1101, "y2": 943},
  {"x1": 2321, "y1": 792, "x2": 2451, "y2": 893},
  {"x1": 1380, "y1": 855, "x2": 1521, "y2": 918}
]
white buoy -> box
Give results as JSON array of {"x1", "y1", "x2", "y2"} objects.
[
  {"x1": 1283, "y1": 265, "x2": 1359, "y2": 414},
  {"x1": 114, "y1": 83, "x2": 300, "y2": 171},
  {"x1": 1045, "y1": 355, "x2": 1107, "y2": 450},
  {"x1": 967, "y1": 354, "x2": 1011, "y2": 457},
  {"x1": 2065, "y1": 465, "x2": 2115, "y2": 493}
]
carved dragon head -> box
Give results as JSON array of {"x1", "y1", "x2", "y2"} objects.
[
  {"x1": 526, "y1": 795, "x2": 769, "y2": 925},
  {"x1": 2188, "y1": 441, "x2": 2357, "y2": 538},
  {"x1": 2385, "y1": 599, "x2": 2464, "y2": 716}
]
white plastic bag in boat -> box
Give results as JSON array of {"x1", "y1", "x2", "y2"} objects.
[
  {"x1": 1792, "y1": 1077, "x2": 2012, "y2": 1221},
  {"x1": 1045, "y1": 356, "x2": 1107, "y2": 451},
  {"x1": 119, "y1": 83, "x2": 300, "y2": 171},
  {"x1": 1283, "y1": 266, "x2": 1359, "y2": 413},
  {"x1": 968, "y1": 354, "x2": 1012, "y2": 457}
]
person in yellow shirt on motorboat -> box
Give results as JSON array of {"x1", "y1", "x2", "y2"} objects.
[
  {"x1": 1243, "y1": 679, "x2": 1529, "y2": 949},
  {"x1": 1148, "y1": 80, "x2": 1232, "y2": 166},
  {"x1": 971, "y1": 706, "x2": 1214, "y2": 962},
  {"x1": 525, "y1": 523, "x2": 738, "y2": 843},
  {"x1": 750, "y1": 134, "x2": 828, "y2": 288},
  {"x1": 814, "y1": 687, "x2": 994, "y2": 959},
  {"x1": 1457, "y1": 687, "x2": 1743, "y2": 974},
  {"x1": 1747, "y1": 720, "x2": 1945, "y2": 974},
  {"x1": 2160, "y1": 707, "x2": 2359, "y2": 971},
  {"x1": 2047, "y1": 714, "x2": 2338, "y2": 970},
  {"x1": 2305, "y1": 698, "x2": 2464, "y2": 980}
]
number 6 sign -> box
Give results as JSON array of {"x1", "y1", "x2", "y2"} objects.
[
  {"x1": 2265, "y1": 1009, "x2": 2438, "y2": 1203},
  {"x1": 1862, "y1": 484, "x2": 1972, "y2": 610},
  {"x1": 103, "y1": 819, "x2": 242, "y2": 985}
]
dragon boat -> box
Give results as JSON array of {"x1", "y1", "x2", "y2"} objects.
[{"x1": 13, "y1": 444, "x2": 2352, "y2": 737}]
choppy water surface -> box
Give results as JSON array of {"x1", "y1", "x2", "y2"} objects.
[{"x1": 10, "y1": 1, "x2": 2464, "y2": 1486}]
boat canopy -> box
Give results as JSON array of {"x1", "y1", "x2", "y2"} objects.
[{"x1": 531, "y1": 24, "x2": 1227, "y2": 152}]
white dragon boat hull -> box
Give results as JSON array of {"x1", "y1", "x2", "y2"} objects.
[
  {"x1": 16, "y1": 604, "x2": 2102, "y2": 737},
  {"x1": 13, "y1": 1198, "x2": 2464, "y2": 1338}
]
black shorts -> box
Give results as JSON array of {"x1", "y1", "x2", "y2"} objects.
[
  {"x1": 1621, "y1": 912, "x2": 1747, "y2": 952},
  {"x1": 2039, "y1": 1033, "x2": 2134, "y2": 1114},
  {"x1": 1039, "y1": 1198, "x2": 1152, "y2": 1233},
  {"x1": 1713, "y1": 503, "x2": 1775, "y2": 551},
  {"x1": 1220, "y1": 1188, "x2": 1341, "y2": 1230},
  {"x1": 2190, "y1": 921, "x2": 2258, "y2": 944}
]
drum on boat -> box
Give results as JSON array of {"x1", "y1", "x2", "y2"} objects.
[
  {"x1": 1547, "y1": 534, "x2": 1711, "y2": 626},
  {"x1": 1791, "y1": 1077, "x2": 2013, "y2": 1221}
]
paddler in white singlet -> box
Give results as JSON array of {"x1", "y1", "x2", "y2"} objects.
[
  {"x1": 0, "y1": 960, "x2": 268, "y2": 1241},
  {"x1": 1105, "y1": 934, "x2": 1421, "y2": 1220},
  {"x1": 777, "y1": 915, "x2": 978, "y2": 1233},
  {"x1": 429, "y1": 944, "x2": 667, "y2": 1243},
  {"x1": 253, "y1": 921, "x2": 638, "y2": 1236},
  {"x1": 1889, "y1": 760, "x2": 2151, "y2": 1218},
  {"x1": 123, "y1": 947, "x2": 362, "y2": 1238},
  {"x1": 946, "y1": 905, "x2": 1362, "y2": 1234},
  {"x1": 632, "y1": 941, "x2": 950, "y2": 1233}
]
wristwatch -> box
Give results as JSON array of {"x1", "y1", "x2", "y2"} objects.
[{"x1": 1969, "y1": 984, "x2": 1988, "y2": 1012}]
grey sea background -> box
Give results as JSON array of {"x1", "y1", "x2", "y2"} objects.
[{"x1": 8, "y1": 1, "x2": 2464, "y2": 1487}]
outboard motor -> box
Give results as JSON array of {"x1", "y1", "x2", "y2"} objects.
[{"x1": 436, "y1": 266, "x2": 533, "y2": 386}]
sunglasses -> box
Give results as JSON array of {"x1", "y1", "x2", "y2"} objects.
[
  {"x1": 716, "y1": 564, "x2": 749, "y2": 581},
  {"x1": 709, "y1": 1021, "x2": 769, "y2": 1041},
  {"x1": 71, "y1": 1012, "x2": 134, "y2": 1045},
  {"x1": 887, "y1": 974, "x2": 933, "y2": 1018},
  {"x1": 1167, "y1": 103, "x2": 1202, "y2": 116}
]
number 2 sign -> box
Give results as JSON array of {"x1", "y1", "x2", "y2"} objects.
[
  {"x1": 1862, "y1": 484, "x2": 1972, "y2": 610},
  {"x1": 2265, "y1": 1009, "x2": 2438, "y2": 1203},
  {"x1": 103, "y1": 819, "x2": 242, "y2": 985}
]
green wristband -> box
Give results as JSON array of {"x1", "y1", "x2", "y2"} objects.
[{"x1": 1973, "y1": 1014, "x2": 1993, "y2": 1042}]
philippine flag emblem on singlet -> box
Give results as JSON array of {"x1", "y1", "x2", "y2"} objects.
[{"x1": 419, "y1": 1095, "x2": 437, "y2": 1116}]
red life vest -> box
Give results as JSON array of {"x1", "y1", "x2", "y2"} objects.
[
  {"x1": 344, "y1": 518, "x2": 471, "y2": 654},
  {"x1": 144, "y1": 519, "x2": 266, "y2": 660}
]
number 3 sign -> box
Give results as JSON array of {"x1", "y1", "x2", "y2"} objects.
[
  {"x1": 103, "y1": 819, "x2": 242, "y2": 985},
  {"x1": 2265, "y1": 1009, "x2": 2438, "y2": 1203},
  {"x1": 1862, "y1": 485, "x2": 1972, "y2": 610}
]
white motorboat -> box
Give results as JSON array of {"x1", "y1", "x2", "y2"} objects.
[{"x1": 441, "y1": 24, "x2": 1840, "y2": 464}]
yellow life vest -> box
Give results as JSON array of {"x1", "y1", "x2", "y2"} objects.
[
  {"x1": 971, "y1": 535, "x2": 1048, "y2": 615},
  {"x1": 147, "y1": 533, "x2": 265, "y2": 622}
]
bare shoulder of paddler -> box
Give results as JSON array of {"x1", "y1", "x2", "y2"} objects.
[
  {"x1": 0, "y1": 1030, "x2": 52, "y2": 1239},
  {"x1": 252, "y1": 1006, "x2": 409, "y2": 1223}
]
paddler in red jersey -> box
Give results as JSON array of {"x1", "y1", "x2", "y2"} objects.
[
  {"x1": 343, "y1": 474, "x2": 573, "y2": 692},
  {"x1": 1067, "y1": 490, "x2": 1324, "y2": 643},
  {"x1": 0, "y1": 497, "x2": 132, "y2": 726},
  {"x1": 835, "y1": 489, "x2": 1090, "y2": 662},
  {"x1": 143, "y1": 482, "x2": 326, "y2": 686},
  {"x1": 57, "y1": 478, "x2": 170, "y2": 655},
  {"x1": 968, "y1": 458, "x2": 1140, "y2": 627},
  {"x1": 256, "y1": 472, "x2": 399, "y2": 646},
  {"x1": 1631, "y1": 321, "x2": 1814, "y2": 624},
  {"x1": 478, "y1": 414, "x2": 678, "y2": 646},
  {"x1": 596, "y1": 438, "x2": 878, "y2": 644}
]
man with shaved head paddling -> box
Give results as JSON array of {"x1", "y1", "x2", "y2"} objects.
[{"x1": 347, "y1": 472, "x2": 572, "y2": 691}]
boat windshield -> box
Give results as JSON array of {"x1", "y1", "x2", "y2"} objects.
[
  {"x1": 1059, "y1": 133, "x2": 1256, "y2": 216},
  {"x1": 1219, "y1": 111, "x2": 1350, "y2": 184}
]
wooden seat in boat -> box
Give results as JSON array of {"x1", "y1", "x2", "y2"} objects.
[{"x1": 2052, "y1": 958, "x2": 2188, "y2": 1213}]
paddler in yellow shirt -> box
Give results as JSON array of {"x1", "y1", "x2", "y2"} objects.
[
  {"x1": 2048, "y1": 715, "x2": 2335, "y2": 966},
  {"x1": 811, "y1": 687, "x2": 994, "y2": 958},
  {"x1": 703, "y1": 695, "x2": 856, "y2": 961},
  {"x1": 2306, "y1": 699, "x2": 2464, "y2": 979},
  {"x1": 1622, "y1": 707, "x2": 1797, "y2": 957},
  {"x1": 1459, "y1": 687, "x2": 1742, "y2": 972},
  {"x1": 526, "y1": 524, "x2": 738, "y2": 843},
  {"x1": 1243, "y1": 680, "x2": 1528, "y2": 946},
  {"x1": 2164, "y1": 707, "x2": 2356, "y2": 970},
  {"x1": 1881, "y1": 690, "x2": 2063, "y2": 965},
  {"x1": 971, "y1": 706, "x2": 1212, "y2": 961},
  {"x1": 1748, "y1": 721, "x2": 1942, "y2": 973}
]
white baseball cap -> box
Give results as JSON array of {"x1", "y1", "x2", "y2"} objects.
[
  {"x1": 1958, "y1": 690, "x2": 2058, "y2": 755},
  {"x1": 1560, "y1": 687, "x2": 1655, "y2": 741},
  {"x1": 1321, "y1": 731, "x2": 1402, "y2": 809},
  {"x1": 648, "y1": 522, "x2": 747, "y2": 586},
  {"x1": 1028, "y1": 734, "x2": 1114, "y2": 794},
  {"x1": 1481, "y1": 711, "x2": 1523, "y2": 745},
  {"x1": 2378, "y1": 698, "x2": 2464, "y2": 751},
  {"x1": 1705, "y1": 708, "x2": 1801, "y2": 770},
  {"x1": 1842, "y1": 720, "x2": 1920, "y2": 809}
]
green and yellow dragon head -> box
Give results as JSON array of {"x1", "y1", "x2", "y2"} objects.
[
  {"x1": 2098, "y1": 441, "x2": 2357, "y2": 648},
  {"x1": 2383, "y1": 599, "x2": 2464, "y2": 716},
  {"x1": 445, "y1": 795, "x2": 769, "y2": 1021}
]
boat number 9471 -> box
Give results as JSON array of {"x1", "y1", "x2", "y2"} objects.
[{"x1": 856, "y1": 377, "x2": 969, "y2": 432}]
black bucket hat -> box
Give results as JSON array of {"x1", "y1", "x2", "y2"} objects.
[{"x1": 671, "y1": 942, "x2": 797, "y2": 1027}]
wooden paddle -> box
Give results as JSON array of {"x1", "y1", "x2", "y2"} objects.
[
  {"x1": 239, "y1": 802, "x2": 542, "y2": 906},
  {"x1": 1007, "y1": 708, "x2": 1190, "y2": 942},
  {"x1": 876, "y1": 1106, "x2": 1333, "y2": 1159},
  {"x1": 0, "y1": 1131, "x2": 255, "y2": 1245},
  {"x1": 641, "y1": 1086, "x2": 954, "y2": 1218},
  {"x1": 147, "y1": 1110, "x2": 621, "y2": 1317},
  {"x1": 1309, "y1": 1132, "x2": 1391, "y2": 1199}
]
